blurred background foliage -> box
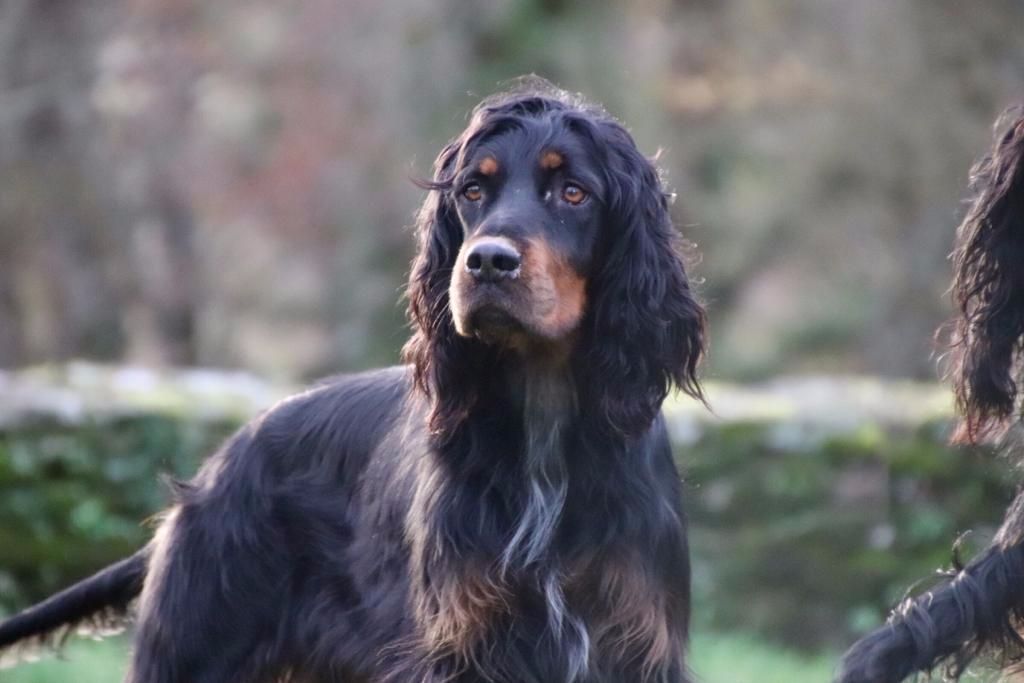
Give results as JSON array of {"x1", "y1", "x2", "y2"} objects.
[
  {"x1": 2, "y1": 0, "x2": 1023, "y2": 380},
  {"x1": 3, "y1": 0, "x2": 1024, "y2": 680}
]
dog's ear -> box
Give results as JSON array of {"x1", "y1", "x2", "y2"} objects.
[
  {"x1": 403, "y1": 141, "x2": 483, "y2": 438},
  {"x1": 581, "y1": 121, "x2": 707, "y2": 438},
  {"x1": 949, "y1": 113, "x2": 1024, "y2": 443}
]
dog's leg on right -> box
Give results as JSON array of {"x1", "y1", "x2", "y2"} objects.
[{"x1": 835, "y1": 527, "x2": 1024, "y2": 682}]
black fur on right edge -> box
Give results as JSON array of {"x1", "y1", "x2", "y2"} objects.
[
  {"x1": 836, "y1": 109, "x2": 1024, "y2": 683},
  {"x1": 948, "y1": 109, "x2": 1024, "y2": 445}
]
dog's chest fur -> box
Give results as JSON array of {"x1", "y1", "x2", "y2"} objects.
[{"x1": 398, "y1": 369, "x2": 680, "y2": 681}]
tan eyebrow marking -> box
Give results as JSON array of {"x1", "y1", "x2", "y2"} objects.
[
  {"x1": 540, "y1": 150, "x2": 564, "y2": 170},
  {"x1": 478, "y1": 157, "x2": 499, "y2": 176}
]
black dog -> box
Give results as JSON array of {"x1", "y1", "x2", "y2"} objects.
[
  {"x1": 0, "y1": 82, "x2": 706, "y2": 683},
  {"x1": 836, "y1": 110, "x2": 1024, "y2": 683}
]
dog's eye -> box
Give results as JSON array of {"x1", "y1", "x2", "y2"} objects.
[
  {"x1": 561, "y1": 183, "x2": 587, "y2": 205},
  {"x1": 462, "y1": 183, "x2": 483, "y2": 202}
]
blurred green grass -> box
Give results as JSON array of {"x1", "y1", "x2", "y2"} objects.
[
  {"x1": 690, "y1": 632, "x2": 836, "y2": 682},
  {"x1": 2, "y1": 632, "x2": 837, "y2": 683},
  {"x1": 1, "y1": 637, "x2": 127, "y2": 683},
  {"x1": 4, "y1": 631, "x2": 1010, "y2": 682}
]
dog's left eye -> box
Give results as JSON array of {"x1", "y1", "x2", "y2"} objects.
[{"x1": 561, "y1": 183, "x2": 588, "y2": 205}]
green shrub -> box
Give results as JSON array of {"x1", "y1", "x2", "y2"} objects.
[
  {"x1": 675, "y1": 381, "x2": 1014, "y2": 650},
  {"x1": 0, "y1": 416, "x2": 236, "y2": 607}
]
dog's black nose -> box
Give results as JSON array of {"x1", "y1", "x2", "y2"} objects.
[{"x1": 465, "y1": 239, "x2": 521, "y2": 281}]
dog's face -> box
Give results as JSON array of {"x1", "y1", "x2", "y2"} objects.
[
  {"x1": 405, "y1": 87, "x2": 706, "y2": 437},
  {"x1": 447, "y1": 124, "x2": 605, "y2": 349}
]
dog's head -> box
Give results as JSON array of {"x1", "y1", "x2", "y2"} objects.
[{"x1": 404, "y1": 81, "x2": 706, "y2": 438}]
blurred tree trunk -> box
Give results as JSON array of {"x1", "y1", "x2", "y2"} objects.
[
  {"x1": 124, "y1": 173, "x2": 199, "y2": 366},
  {"x1": 0, "y1": 0, "x2": 123, "y2": 365},
  {"x1": 0, "y1": 0, "x2": 200, "y2": 367}
]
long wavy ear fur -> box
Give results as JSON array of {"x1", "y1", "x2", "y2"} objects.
[
  {"x1": 949, "y1": 111, "x2": 1024, "y2": 444},
  {"x1": 579, "y1": 119, "x2": 707, "y2": 438},
  {"x1": 401, "y1": 140, "x2": 487, "y2": 439}
]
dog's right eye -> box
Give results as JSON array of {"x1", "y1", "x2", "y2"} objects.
[{"x1": 462, "y1": 183, "x2": 482, "y2": 202}]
